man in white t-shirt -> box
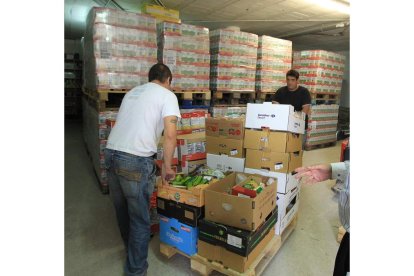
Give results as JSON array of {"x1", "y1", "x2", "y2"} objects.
[{"x1": 104, "y1": 63, "x2": 180, "y2": 276}]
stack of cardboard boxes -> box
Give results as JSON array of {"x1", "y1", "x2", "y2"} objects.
[
  {"x1": 210, "y1": 29, "x2": 258, "y2": 91},
  {"x1": 157, "y1": 22, "x2": 210, "y2": 90},
  {"x1": 198, "y1": 172, "x2": 277, "y2": 273},
  {"x1": 256, "y1": 35, "x2": 292, "y2": 93},
  {"x1": 83, "y1": 7, "x2": 158, "y2": 90},
  {"x1": 243, "y1": 102, "x2": 305, "y2": 235},
  {"x1": 306, "y1": 104, "x2": 340, "y2": 147}
]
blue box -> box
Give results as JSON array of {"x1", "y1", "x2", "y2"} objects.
[{"x1": 159, "y1": 215, "x2": 198, "y2": 256}]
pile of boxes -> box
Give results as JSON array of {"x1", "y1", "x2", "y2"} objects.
[
  {"x1": 83, "y1": 7, "x2": 158, "y2": 90},
  {"x1": 256, "y1": 36, "x2": 292, "y2": 92},
  {"x1": 293, "y1": 50, "x2": 345, "y2": 95},
  {"x1": 243, "y1": 102, "x2": 305, "y2": 235},
  {"x1": 176, "y1": 109, "x2": 208, "y2": 135},
  {"x1": 306, "y1": 104, "x2": 340, "y2": 147},
  {"x1": 210, "y1": 29, "x2": 258, "y2": 91},
  {"x1": 82, "y1": 98, "x2": 118, "y2": 191},
  {"x1": 157, "y1": 22, "x2": 210, "y2": 90}
]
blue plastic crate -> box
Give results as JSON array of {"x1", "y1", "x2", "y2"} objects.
[{"x1": 159, "y1": 215, "x2": 198, "y2": 256}]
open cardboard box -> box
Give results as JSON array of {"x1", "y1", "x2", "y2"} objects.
[
  {"x1": 244, "y1": 168, "x2": 299, "y2": 194},
  {"x1": 245, "y1": 103, "x2": 305, "y2": 134},
  {"x1": 206, "y1": 153, "x2": 245, "y2": 173},
  {"x1": 276, "y1": 186, "x2": 300, "y2": 235},
  {"x1": 204, "y1": 172, "x2": 277, "y2": 231},
  {"x1": 244, "y1": 129, "x2": 302, "y2": 153},
  {"x1": 245, "y1": 149, "x2": 303, "y2": 173},
  {"x1": 157, "y1": 197, "x2": 204, "y2": 228},
  {"x1": 180, "y1": 158, "x2": 206, "y2": 175}
]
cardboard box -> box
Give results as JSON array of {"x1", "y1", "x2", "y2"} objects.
[
  {"x1": 244, "y1": 168, "x2": 299, "y2": 194},
  {"x1": 156, "y1": 177, "x2": 209, "y2": 207},
  {"x1": 206, "y1": 136, "x2": 244, "y2": 158},
  {"x1": 206, "y1": 153, "x2": 245, "y2": 173},
  {"x1": 177, "y1": 132, "x2": 206, "y2": 162},
  {"x1": 245, "y1": 149, "x2": 303, "y2": 173},
  {"x1": 245, "y1": 103, "x2": 305, "y2": 134},
  {"x1": 198, "y1": 209, "x2": 277, "y2": 256},
  {"x1": 197, "y1": 226, "x2": 276, "y2": 273},
  {"x1": 157, "y1": 197, "x2": 204, "y2": 228},
  {"x1": 159, "y1": 215, "x2": 198, "y2": 256},
  {"x1": 276, "y1": 186, "x2": 300, "y2": 235},
  {"x1": 204, "y1": 172, "x2": 277, "y2": 231},
  {"x1": 180, "y1": 159, "x2": 206, "y2": 175},
  {"x1": 244, "y1": 129, "x2": 302, "y2": 153},
  {"x1": 156, "y1": 140, "x2": 179, "y2": 165},
  {"x1": 206, "y1": 117, "x2": 245, "y2": 140}
]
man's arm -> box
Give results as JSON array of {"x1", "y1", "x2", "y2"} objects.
[
  {"x1": 302, "y1": 104, "x2": 311, "y2": 115},
  {"x1": 163, "y1": 115, "x2": 178, "y2": 180},
  {"x1": 302, "y1": 87, "x2": 312, "y2": 115},
  {"x1": 272, "y1": 88, "x2": 282, "y2": 104}
]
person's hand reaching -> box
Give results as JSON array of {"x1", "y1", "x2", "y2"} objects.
[{"x1": 294, "y1": 164, "x2": 332, "y2": 185}]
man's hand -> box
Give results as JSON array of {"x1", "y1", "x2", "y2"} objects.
[
  {"x1": 294, "y1": 164, "x2": 332, "y2": 185},
  {"x1": 162, "y1": 163, "x2": 176, "y2": 183}
]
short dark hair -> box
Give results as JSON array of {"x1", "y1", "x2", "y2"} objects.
[
  {"x1": 148, "y1": 63, "x2": 172, "y2": 84},
  {"x1": 286, "y1": 69, "x2": 300, "y2": 80}
]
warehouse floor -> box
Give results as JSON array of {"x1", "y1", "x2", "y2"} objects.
[{"x1": 65, "y1": 120, "x2": 343, "y2": 276}]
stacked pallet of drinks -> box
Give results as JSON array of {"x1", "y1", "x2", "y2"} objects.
[
  {"x1": 210, "y1": 29, "x2": 258, "y2": 106},
  {"x1": 293, "y1": 50, "x2": 345, "y2": 149},
  {"x1": 306, "y1": 104, "x2": 340, "y2": 149},
  {"x1": 256, "y1": 36, "x2": 292, "y2": 102},
  {"x1": 81, "y1": 8, "x2": 158, "y2": 191},
  {"x1": 65, "y1": 53, "x2": 83, "y2": 118},
  {"x1": 157, "y1": 21, "x2": 210, "y2": 109}
]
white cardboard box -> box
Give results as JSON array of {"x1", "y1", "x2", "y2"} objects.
[
  {"x1": 207, "y1": 153, "x2": 245, "y2": 173},
  {"x1": 245, "y1": 103, "x2": 305, "y2": 134},
  {"x1": 276, "y1": 186, "x2": 300, "y2": 235},
  {"x1": 244, "y1": 168, "x2": 299, "y2": 194}
]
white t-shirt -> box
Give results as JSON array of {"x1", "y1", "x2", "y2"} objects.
[{"x1": 106, "y1": 82, "x2": 181, "y2": 157}]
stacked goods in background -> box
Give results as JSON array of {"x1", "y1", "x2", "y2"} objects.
[
  {"x1": 210, "y1": 106, "x2": 247, "y2": 118},
  {"x1": 65, "y1": 53, "x2": 83, "y2": 118},
  {"x1": 210, "y1": 29, "x2": 258, "y2": 105},
  {"x1": 82, "y1": 98, "x2": 117, "y2": 193},
  {"x1": 243, "y1": 102, "x2": 304, "y2": 235},
  {"x1": 306, "y1": 104, "x2": 340, "y2": 148},
  {"x1": 198, "y1": 171, "x2": 278, "y2": 273},
  {"x1": 293, "y1": 50, "x2": 345, "y2": 149},
  {"x1": 83, "y1": 7, "x2": 157, "y2": 91},
  {"x1": 142, "y1": 4, "x2": 181, "y2": 23},
  {"x1": 157, "y1": 22, "x2": 210, "y2": 94},
  {"x1": 256, "y1": 36, "x2": 292, "y2": 102}
]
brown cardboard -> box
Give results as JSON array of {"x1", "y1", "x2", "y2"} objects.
[
  {"x1": 245, "y1": 149, "x2": 303, "y2": 173},
  {"x1": 180, "y1": 159, "x2": 206, "y2": 174},
  {"x1": 206, "y1": 117, "x2": 245, "y2": 140},
  {"x1": 204, "y1": 172, "x2": 277, "y2": 231},
  {"x1": 197, "y1": 226, "x2": 276, "y2": 273},
  {"x1": 206, "y1": 136, "x2": 244, "y2": 158},
  {"x1": 244, "y1": 129, "x2": 302, "y2": 152}
]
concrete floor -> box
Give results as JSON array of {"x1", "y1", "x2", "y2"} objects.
[{"x1": 65, "y1": 120, "x2": 343, "y2": 276}]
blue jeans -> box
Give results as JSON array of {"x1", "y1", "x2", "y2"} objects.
[{"x1": 104, "y1": 149, "x2": 156, "y2": 276}]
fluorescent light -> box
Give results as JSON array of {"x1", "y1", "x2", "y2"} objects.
[{"x1": 307, "y1": 0, "x2": 350, "y2": 14}]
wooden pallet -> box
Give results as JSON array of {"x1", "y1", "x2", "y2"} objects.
[
  {"x1": 311, "y1": 93, "x2": 341, "y2": 105},
  {"x1": 305, "y1": 141, "x2": 337, "y2": 151},
  {"x1": 83, "y1": 91, "x2": 122, "y2": 111},
  {"x1": 212, "y1": 91, "x2": 256, "y2": 105},
  {"x1": 159, "y1": 242, "x2": 193, "y2": 259},
  {"x1": 173, "y1": 90, "x2": 211, "y2": 100},
  {"x1": 190, "y1": 215, "x2": 298, "y2": 276},
  {"x1": 256, "y1": 92, "x2": 275, "y2": 101},
  {"x1": 337, "y1": 226, "x2": 346, "y2": 243}
]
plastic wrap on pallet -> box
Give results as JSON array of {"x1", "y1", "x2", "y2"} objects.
[
  {"x1": 171, "y1": 77, "x2": 209, "y2": 90},
  {"x1": 210, "y1": 78, "x2": 255, "y2": 91},
  {"x1": 259, "y1": 35, "x2": 292, "y2": 50},
  {"x1": 293, "y1": 50, "x2": 345, "y2": 64},
  {"x1": 93, "y1": 41, "x2": 157, "y2": 59},
  {"x1": 211, "y1": 66, "x2": 256, "y2": 79},
  {"x1": 90, "y1": 7, "x2": 157, "y2": 29},
  {"x1": 210, "y1": 54, "x2": 256, "y2": 69},
  {"x1": 210, "y1": 29, "x2": 258, "y2": 47},
  {"x1": 159, "y1": 50, "x2": 210, "y2": 66},
  {"x1": 210, "y1": 106, "x2": 247, "y2": 117}
]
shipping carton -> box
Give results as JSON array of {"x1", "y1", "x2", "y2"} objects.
[
  {"x1": 206, "y1": 136, "x2": 244, "y2": 158},
  {"x1": 245, "y1": 103, "x2": 305, "y2": 134},
  {"x1": 244, "y1": 168, "x2": 299, "y2": 194},
  {"x1": 159, "y1": 215, "x2": 197, "y2": 256},
  {"x1": 206, "y1": 117, "x2": 245, "y2": 140},
  {"x1": 244, "y1": 129, "x2": 302, "y2": 152},
  {"x1": 197, "y1": 226, "x2": 276, "y2": 273},
  {"x1": 198, "y1": 209, "x2": 277, "y2": 256},
  {"x1": 204, "y1": 172, "x2": 277, "y2": 231},
  {"x1": 180, "y1": 159, "x2": 206, "y2": 174},
  {"x1": 157, "y1": 197, "x2": 204, "y2": 227},
  {"x1": 177, "y1": 132, "x2": 206, "y2": 162},
  {"x1": 276, "y1": 186, "x2": 300, "y2": 235},
  {"x1": 206, "y1": 153, "x2": 245, "y2": 173},
  {"x1": 245, "y1": 149, "x2": 303, "y2": 173}
]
